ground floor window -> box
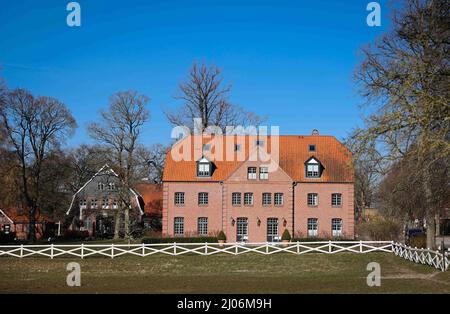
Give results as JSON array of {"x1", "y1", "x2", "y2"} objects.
[
  {"x1": 4, "y1": 224, "x2": 10, "y2": 234},
  {"x1": 236, "y1": 217, "x2": 248, "y2": 242},
  {"x1": 332, "y1": 218, "x2": 343, "y2": 237},
  {"x1": 198, "y1": 217, "x2": 208, "y2": 236},
  {"x1": 174, "y1": 217, "x2": 184, "y2": 236},
  {"x1": 307, "y1": 218, "x2": 318, "y2": 237},
  {"x1": 267, "y1": 218, "x2": 279, "y2": 242}
]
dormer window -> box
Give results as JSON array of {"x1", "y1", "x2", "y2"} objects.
[
  {"x1": 305, "y1": 157, "x2": 322, "y2": 178},
  {"x1": 197, "y1": 157, "x2": 212, "y2": 177}
]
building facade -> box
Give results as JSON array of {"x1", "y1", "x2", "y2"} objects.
[
  {"x1": 0, "y1": 208, "x2": 54, "y2": 240},
  {"x1": 162, "y1": 133, "x2": 355, "y2": 242}
]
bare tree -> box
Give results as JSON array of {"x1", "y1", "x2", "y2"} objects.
[
  {"x1": 351, "y1": 0, "x2": 449, "y2": 248},
  {"x1": 0, "y1": 88, "x2": 77, "y2": 241},
  {"x1": 135, "y1": 143, "x2": 167, "y2": 183},
  {"x1": 88, "y1": 90, "x2": 150, "y2": 239},
  {"x1": 165, "y1": 62, "x2": 266, "y2": 132}
]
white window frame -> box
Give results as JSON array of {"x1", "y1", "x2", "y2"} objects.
[
  {"x1": 259, "y1": 167, "x2": 269, "y2": 180},
  {"x1": 174, "y1": 192, "x2": 185, "y2": 205},
  {"x1": 262, "y1": 193, "x2": 272, "y2": 206},
  {"x1": 198, "y1": 162, "x2": 211, "y2": 177},
  {"x1": 232, "y1": 192, "x2": 241, "y2": 206},
  {"x1": 332, "y1": 218, "x2": 343, "y2": 237},
  {"x1": 244, "y1": 193, "x2": 253, "y2": 206},
  {"x1": 198, "y1": 192, "x2": 209, "y2": 205},
  {"x1": 307, "y1": 193, "x2": 318, "y2": 206},
  {"x1": 174, "y1": 217, "x2": 184, "y2": 236},
  {"x1": 267, "y1": 218, "x2": 279, "y2": 242},
  {"x1": 332, "y1": 193, "x2": 342, "y2": 206},
  {"x1": 274, "y1": 193, "x2": 284, "y2": 206},
  {"x1": 236, "y1": 217, "x2": 248, "y2": 242},
  {"x1": 247, "y1": 167, "x2": 257, "y2": 180},
  {"x1": 198, "y1": 217, "x2": 208, "y2": 236},
  {"x1": 307, "y1": 218, "x2": 318, "y2": 237}
]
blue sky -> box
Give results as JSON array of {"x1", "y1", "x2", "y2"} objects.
[{"x1": 0, "y1": 0, "x2": 388, "y2": 147}]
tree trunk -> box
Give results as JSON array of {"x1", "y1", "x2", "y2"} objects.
[
  {"x1": 124, "y1": 207, "x2": 130, "y2": 239},
  {"x1": 113, "y1": 209, "x2": 121, "y2": 239},
  {"x1": 426, "y1": 215, "x2": 436, "y2": 249}
]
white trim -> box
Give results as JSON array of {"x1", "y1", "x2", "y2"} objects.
[
  {"x1": 66, "y1": 164, "x2": 144, "y2": 216},
  {"x1": 0, "y1": 209, "x2": 14, "y2": 224}
]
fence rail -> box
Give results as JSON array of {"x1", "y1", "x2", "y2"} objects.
[
  {"x1": 392, "y1": 242, "x2": 449, "y2": 272},
  {"x1": 0, "y1": 241, "x2": 392, "y2": 259},
  {"x1": 0, "y1": 241, "x2": 447, "y2": 271}
]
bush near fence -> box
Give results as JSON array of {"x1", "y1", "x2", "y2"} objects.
[
  {"x1": 142, "y1": 236, "x2": 218, "y2": 244},
  {"x1": 0, "y1": 232, "x2": 16, "y2": 244},
  {"x1": 292, "y1": 237, "x2": 354, "y2": 242}
]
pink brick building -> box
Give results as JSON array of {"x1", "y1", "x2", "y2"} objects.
[{"x1": 162, "y1": 133, "x2": 354, "y2": 242}]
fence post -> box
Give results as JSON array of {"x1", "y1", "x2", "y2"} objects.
[
  {"x1": 51, "y1": 244, "x2": 54, "y2": 259},
  {"x1": 359, "y1": 240, "x2": 363, "y2": 253},
  {"x1": 142, "y1": 243, "x2": 145, "y2": 257},
  {"x1": 328, "y1": 240, "x2": 332, "y2": 253},
  {"x1": 81, "y1": 243, "x2": 84, "y2": 259},
  {"x1": 441, "y1": 240, "x2": 445, "y2": 272},
  {"x1": 205, "y1": 242, "x2": 208, "y2": 255},
  {"x1": 173, "y1": 242, "x2": 176, "y2": 255},
  {"x1": 111, "y1": 244, "x2": 114, "y2": 259},
  {"x1": 20, "y1": 244, "x2": 23, "y2": 258},
  {"x1": 297, "y1": 241, "x2": 300, "y2": 254}
]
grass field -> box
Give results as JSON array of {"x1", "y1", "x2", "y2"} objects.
[{"x1": 0, "y1": 253, "x2": 449, "y2": 294}]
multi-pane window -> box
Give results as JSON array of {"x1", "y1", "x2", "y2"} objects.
[
  {"x1": 198, "y1": 217, "x2": 208, "y2": 236},
  {"x1": 244, "y1": 193, "x2": 253, "y2": 206},
  {"x1": 4, "y1": 225, "x2": 10, "y2": 234},
  {"x1": 274, "y1": 193, "x2": 284, "y2": 206},
  {"x1": 79, "y1": 199, "x2": 87, "y2": 208},
  {"x1": 232, "y1": 192, "x2": 242, "y2": 206},
  {"x1": 259, "y1": 167, "x2": 269, "y2": 180},
  {"x1": 174, "y1": 192, "x2": 185, "y2": 205},
  {"x1": 91, "y1": 199, "x2": 97, "y2": 208},
  {"x1": 97, "y1": 182, "x2": 104, "y2": 190},
  {"x1": 174, "y1": 217, "x2": 184, "y2": 235},
  {"x1": 307, "y1": 218, "x2": 318, "y2": 237},
  {"x1": 332, "y1": 218, "x2": 343, "y2": 237},
  {"x1": 332, "y1": 193, "x2": 342, "y2": 206},
  {"x1": 307, "y1": 193, "x2": 318, "y2": 206},
  {"x1": 262, "y1": 193, "x2": 272, "y2": 206},
  {"x1": 198, "y1": 163, "x2": 211, "y2": 177},
  {"x1": 102, "y1": 199, "x2": 108, "y2": 208},
  {"x1": 236, "y1": 217, "x2": 248, "y2": 242},
  {"x1": 198, "y1": 192, "x2": 209, "y2": 205},
  {"x1": 306, "y1": 164, "x2": 319, "y2": 177},
  {"x1": 112, "y1": 199, "x2": 118, "y2": 208},
  {"x1": 247, "y1": 167, "x2": 257, "y2": 180},
  {"x1": 108, "y1": 182, "x2": 115, "y2": 190},
  {"x1": 267, "y1": 218, "x2": 279, "y2": 242},
  {"x1": 308, "y1": 144, "x2": 316, "y2": 152}
]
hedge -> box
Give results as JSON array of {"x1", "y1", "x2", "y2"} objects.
[{"x1": 142, "y1": 237, "x2": 218, "y2": 244}]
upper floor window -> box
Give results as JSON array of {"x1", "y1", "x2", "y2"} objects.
[
  {"x1": 102, "y1": 198, "x2": 108, "y2": 208},
  {"x1": 79, "y1": 199, "x2": 87, "y2": 207},
  {"x1": 198, "y1": 192, "x2": 209, "y2": 205},
  {"x1": 274, "y1": 193, "x2": 284, "y2": 206},
  {"x1": 247, "y1": 167, "x2": 257, "y2": 180},
  {"x1": 262, "y1": 193, "x2": 272, "y2": 206},
  {"x1": 259, "y1": 167, "x2": 269, "y2": 180},
  {"x1": 244, "y1": 193, "x2": 254, "y2": 206},
  {"x1": 197, "y1": 157, "x2": 212, "y2": 177},
  {"x1": 108, "y1": 182, "x2": 115, "y2": 190},
  {"x1": 174, "y1": 192, "x2": 185, "y2": 205},
  {"x1": 307, "y1": 193, "x2": 318, "y2": 206},
  {"x1": 305, "y1": 157, "x2": 322, "y2": 178},
  {"x1": 232, "y1": 192, "x2": 242, "y2": 206},
  {"x1": 91, "y1": 199, "x2": 98, "y2": 208},
  {"x1": 97, "y1": 182, "x2": 104, "y2": 190},
  {"x1": 332, "y1": 193, "x2": 342, "y2": 206}
]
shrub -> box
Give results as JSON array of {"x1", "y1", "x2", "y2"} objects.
[
  {"x1": 142, "y1": 236, "x2": 218, "y2": 244},
  {"x1": 355, "y1": 217, "x2": 402, "y2": 241},
  {"x1": 292, "y1": 237, "x2": 354, "y2": 242},
  {"x1": 409, "y1": 234, "x2": 427, "y2": 249},
  {"x1": 217, "y1": 231, "x2": 226, "y2": 241},
  {"x1": 59, "y1": 230, "x2": 90, "y2": 241},
  {"x1": 0, "y1": 232, "x2": 17, "y2": 244},
  {"x1": 281, "y1": 229, "x2": 291, "y2": 241}
]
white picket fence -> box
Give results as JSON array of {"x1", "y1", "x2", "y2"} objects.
[
  {"x1": 392, "y1": 242, "x2": 449, "y2": 272},
  {"x1": 0, "y1": 241, "x2": 447, "y2": 271}
]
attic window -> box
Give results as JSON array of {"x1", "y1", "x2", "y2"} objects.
[
  {"x1": 305, "y1": 157, "x2": 322, "y2": 178},
  {"x1": 197, "y1": 157, "x2": 212, "y2": 177},
  {"x1": 308, "y1": 144, "x2": 316, "y2": 152},
  {"x1": 203, "y1": 144, "x2": 211, "y2": 151},
  {"x1": 234, "y1": 144, "x2": 241, "y2": 151}
]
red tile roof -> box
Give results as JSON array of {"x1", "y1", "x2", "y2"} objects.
[
  {"x1": 0, "y1": 208, "x2": 53, "y2": 223},
  {"x1": 163, "y1": 135, "x2": 354, "y2": 183},
  {"x1": 134, "y1": 183, "x2": 163, "y2": 216}
]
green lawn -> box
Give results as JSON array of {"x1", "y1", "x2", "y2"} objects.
[{"x1": 0, "y1": 253, "x2": 449, "y2": 294}]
